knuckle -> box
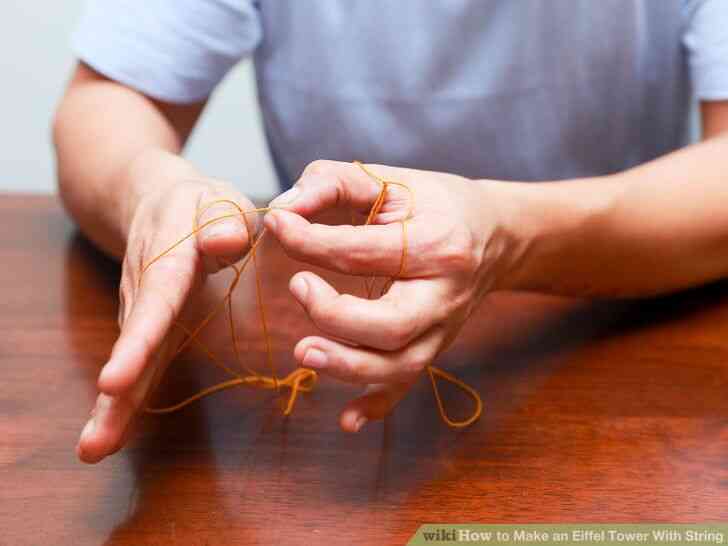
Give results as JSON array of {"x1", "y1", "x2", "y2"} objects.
[
  {"x1": 322, "y1": 243, "x2": 353, "y2": 272},
  {"x1": 120, "y1": 257, "x2": 139, "y2": 294},
  {"x1": 403, "y1": 344, "x2": 432, "y2": 375},
  {"x1": 342, "y1": 357, "x2": 368, "y2": 383},
  {"x1": 322, "y1": 230, "x2": 367, "y2": 270},
  {"x1": 119, "y1": 271, "x2": 133, "y2": 298},
  {"x1": 380, "y1": 323, "x2": 412, "y2": 351},
  {"x1": 435, "y1": 228, "x2": 479, "y2": 274},
  {"x1": 388, "y1": 315, "x2": 418, "y2": 349},
  {"x1": 308, "y1": 297, "x2": 336, "y2": 327}
]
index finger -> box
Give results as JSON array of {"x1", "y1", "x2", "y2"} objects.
[
  {"x1": 272, "y1": 160, "x2": 413, "y2": 223},
  {"x1": 264, "y1": 209, "x2": 411, "y2": 277},
  {"x1": 97, "y1": 250, "x2": 198, "y2": 395},
  {"x1": 265, "y1": 161, "x2": 421, "y2": 277},
  {"x1": 288, "y1": 271, "x2": 448, "y2": 351}
]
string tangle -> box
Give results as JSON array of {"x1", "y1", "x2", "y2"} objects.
[{"x1": 140, "y1": 162, "x2": 483, "y2": 428}]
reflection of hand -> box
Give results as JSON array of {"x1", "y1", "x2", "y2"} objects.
[
  {"x1": 77, "y1": 177, "x2": 257, "y2": 464},
  {"x1": 265, "y1": 161, "x2": 515, "y2": 432}
]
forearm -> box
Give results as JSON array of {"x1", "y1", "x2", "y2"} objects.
[
  {"x1": 53, "y1": 64, "x2": 203, "y2": 258},
  {"x1": 495, "y1": 134, "x2": 728, "y2": 298}
]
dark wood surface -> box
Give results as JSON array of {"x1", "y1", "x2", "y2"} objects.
[{"x1": 1, "y1": 194, "x2": 727, "y2": 546}]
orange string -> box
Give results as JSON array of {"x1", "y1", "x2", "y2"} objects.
[
  {"x1": 141, "y1": 162, "x2": 482, "y2": 428},
  {"x1": 354, "y1": 161, "x2": 482, "y2": 428}
]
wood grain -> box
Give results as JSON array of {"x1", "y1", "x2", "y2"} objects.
[{"x1": 1, "y1": 195, "x2": 726, "y2": 546}]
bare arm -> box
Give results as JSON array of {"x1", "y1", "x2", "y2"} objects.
[
  {"x1": 502, "y1": 101, "x2": 728, "y2": 297},
  {"x1": 53, "y1": 63, "x2": 205, "y2": 258}
]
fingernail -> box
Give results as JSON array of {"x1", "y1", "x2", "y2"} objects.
[
  {"x1": 303, "y1": 348, "x2": 328, "y2": 369},
  {"x1": 270, "y1": 186, "x2": 299, "y2": 207},
  {"x1": 290, "y1": 276, "x2": 309, "y2": 302},
  {"x1": 354, "y1": 416, "x2": 368, "y2": 432}
]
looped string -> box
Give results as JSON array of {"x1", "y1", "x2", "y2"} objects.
[
  {"x1": 140, "y1": 201, "x2": 311, "y2": 414},
  {"x1": 140, "y1": 162, "x2": 482, "y2": 428},
  {"x1": 353, "y1": 161, "x2": 483, "y2": 428}
]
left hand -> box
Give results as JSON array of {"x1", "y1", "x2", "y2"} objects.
[{"x1": 264, "y1": 161, "x2": 520, "y2": 432}]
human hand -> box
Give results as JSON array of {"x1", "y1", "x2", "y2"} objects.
[
  {"x1": 76, "y1": 173, "x2": 257, "y2": 463},
  {"x1": 264, "y1": 161, "x2": 521, "y2": 432}
]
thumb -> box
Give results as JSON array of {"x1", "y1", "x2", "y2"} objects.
[{"x1": 195, "y1": 187, "x2": 258, "y2": 273}]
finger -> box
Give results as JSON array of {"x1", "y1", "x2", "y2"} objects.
[
  {"x1": 265, "y1": 208, "x2": 413, "y2": 277},
  {"x1": 97, "y1": 250, "x2": 197, "y2": 395},
  {"x1": 289, "y1": 271, "x2": 446, "y2": 351},
  {"x1": 270, "y1": 160, "x2": 410, "y2": 219},
  {"x1": 77, "y1": 393, "x2": 137, "y2": 463},
  {"x1": 77, "y1": 341, "x2": 164, "y2": 463},
  {"x1": 265, "y1": 160, "x2": 417, "y2": 276},
  {"x1": 294, "y1": 328, "x2": 445, "y2": 384},
  {"x1": 339, "y1": 382, "x2": 414, "y2": 433},
  {"x1": 195, "y1": 189, "x2": 257, "y2": 274}
]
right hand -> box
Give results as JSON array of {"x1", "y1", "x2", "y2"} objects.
[{"x1": 76, "y1": 174, "x2": 256, "y2": 463}]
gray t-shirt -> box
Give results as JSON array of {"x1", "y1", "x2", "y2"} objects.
[{"x1": 73, "y1": 1, "x2": 728, "y2": 188}]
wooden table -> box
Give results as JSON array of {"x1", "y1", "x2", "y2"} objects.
[{"x1": 2, "y1": 195, "x2": 727, "y2": 546}]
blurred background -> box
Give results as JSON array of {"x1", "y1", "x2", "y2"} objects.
[{"x1": 0, "y1": 1, "x2": 277, "y2": 197}]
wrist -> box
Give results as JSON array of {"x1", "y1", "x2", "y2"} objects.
[{"x1": 479, "y1": 175, "x2": 621, "y2": 293}]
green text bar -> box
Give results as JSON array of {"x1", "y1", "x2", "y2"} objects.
[{"x1": 408, "y1": 524, "x2": 728, "y2": 546}]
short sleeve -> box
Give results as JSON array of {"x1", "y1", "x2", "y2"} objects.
[
  {"x1": 683, "y1": 0, "x2": 728, "y2": 100},
  {"x1": 72, "y1": 0, "x2": 262, "y2": 103}
]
